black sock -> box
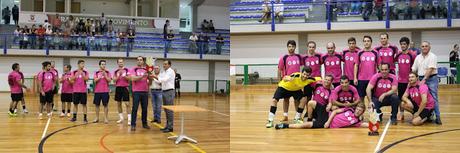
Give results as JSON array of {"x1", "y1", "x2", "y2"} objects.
[
  {"x1": 67, "y1": 110, "x2": 70, "y2": 113},
  {"x1": 22, "y1": 105, "x2": 26, "y2": 109},
  {"x1": 84, "y1": 114, "x2": 87, "y2": 119},
  {"x1": 73, "y1": 113, "x2": 77, "y2": 119},
  {"x1": 282, "y1": 123, "x2": 290, "y2": 128},
  {"x1": 9, "y1": 109, "x2": 14, "y2": 113},
  {"x1": 270, "y1": 106, "x2": 277, "y2": 114},
  {"x1": 62, "y1": 110, "x2": 65, "y2": 113},
  {"x1": 307, "y1": 118, "x2": 313, "y2": 122},
  {"x1": 297, "y1": 108, "x2": 304, "y2": 114}
]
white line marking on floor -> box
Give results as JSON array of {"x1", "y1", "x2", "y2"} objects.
[
  {"x1": 374, "y1": 118, "x2": 391, "y2": 153},
  {"x1": 210, "y1": 110, "x2": 230, "y2": 117},
  {"x1": 41, "y1": 112, "x2": 53, "y2": 139}
]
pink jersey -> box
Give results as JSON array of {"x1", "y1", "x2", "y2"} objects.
[
  {"x1": 302, "y1": 53, "x2": 322, "y2": 77},
  {"x1": 71, "y1": 70, "x2": 89, "y2": 93},
  {"x1": 330, "y1": 85, "x2": 360, "y2": 104},
  {"x1": 406, "y1": 83, "x2": 435, "y2": 110},
  {"x1": 395, "y1": 51, "x2": 416, "y2": 83},
  {"x1": 322, "y1": 53, "x2": 343, "y2": 83},
  {"x1": 342, "y1": 48, "x2": 360, "y2": 80},
  {"x1": 61, "y1": 72, "x2": 73, "y2": 93},
  {"x1": 114, "y1": 67, "x2": 130, "y2": 87},
  {"x1": 375, "y1": 45, "x2": 398, "y2": 72},
  {"x1": 38, "y1": 71, "x2": 56, "y2": 92},
  {"x1": 278, "y1": 54, "x2": 302, "y2": 77},
  {"x1": 369, "y1": 73, "x2": 398, "y2": 98},
  {"x1": 329, "y1": 108, "x2": 362, "y2": 128},
  {"x1": 357, "y1": 50, "x2": 379, "y2": 80},
  {"x1": 50, "y1": 68, "x2": 59, "y2": 79},
  {"x1": 8, "y1": 71, "x2": 23, "y2": 94},
  {"x1": 130, "y1": 67, "x2": 149, "y2": 92},
  {"x1": 94, "y1": 70, "x2": 111, "y2": 93},
  {"x1": 312, "y1": 83, "x2": 332, "y2": 105}
]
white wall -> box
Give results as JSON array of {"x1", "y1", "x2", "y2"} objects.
[
  {"x1": 80, "y1": 0, "x2": 130, "y2": 16},
  {"x1": 421, "y1": 30, "x2": 460, "y2": 63},
  {"x1": 160, "y1": 0, "x2": 179, "y2": 18},
  {"x1": 197, "y1": 5, "x2": 229, "y2": 30}
]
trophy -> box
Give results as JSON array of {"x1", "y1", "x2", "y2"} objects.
[
  {"x1": 368, "y1": 108, "x2": 381, "y2": 136},
  {"x1": 145, "y1": 56, "x2": 156, "y2": 74}
]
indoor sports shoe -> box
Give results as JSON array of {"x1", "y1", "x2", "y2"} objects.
[
  {"x1": 127, "y1": 119, "x2": 131, "y2": 125},
  {"x1": 38, "y1": 113, "x2": 44, "y2": 120},
  {"x1": 60, "y1": 113, "x2": 65, "y2": 117},
  {"x1": 67, "y1": 113, "x2": 71, "y2": 117},
  {"x1": 116, "y1": 118, "x2": 124, "y2": 124},
  {"x1": 275, "y1": 123, "x2": 288, "y2": 130},
  {"x1": 266, "y1": 120, "x2": 274, "y2": 128},
  {"x1": 83, "y1": 119, "x2": 88, "y2": 124},
  {"x1": 13, "y1": 113, "x2": 18, "y2": 117},
  {"x1": 14, "y1": 109, "x2": 17, "y2": 114},
  {"x1": 70, "y1": 118, "x2": 77, "y2": 122},
  {"x1": 294, "y1": 119, "x2": 303, "y2": 124},
  {"x1": 8, "y1": 111, "x2": 14, "y2": 117},
  {"x1": 23, "y1": 109, "x2": 29, "y2": 114}
]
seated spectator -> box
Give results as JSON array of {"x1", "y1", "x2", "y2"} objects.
[
  {"x1": 69, "y1": 30, "x2": 79, "y2": 50},
  {"x1": 19, "y1": 28, "x2": 28, "y2": 49},
  {"x1": 274, "y1": 0, "x2": 284, "y2": 23},
  {"x1": 117, "y1": 30, "x2": 125, "y2": 51},
  {"x1": 53, "y1": 14, "x2": 62, "y2": 33},
  {"x1": 392, "y1": 0, "x2": 408, "y2": 20},
  {"x1": 85, "y1": 19, "x2": 91, "y2": 34},
  {"x1": 375, "y1": 0, "x2": 384, "y2": 21},
  {"x1": 106, "y1": 28, "x2": 115, "y2": 51},
  {"x1": 76, "y1": 19, "x2": 85, "y2": 34},
  {"x1": 258, "y1": 0, "x2": 271, "y2": 24},
  {"x1": 189, "y1": 33, "x2": 198, "y2": 54},
  {"x1": 44, "y1": 20, "x2": 51, "y2": 31},
  {"x1": 420, "y1": 0, "x2": 435, "y2": 19},
  {"x1": 362, "y1": 0, "x2": 374, "y2": 21},
  {"x1": 407, "y1": 0, "x2": 421, "y2": 19},
  {"x1": 201, "y1": 19, "x2": 209, "y2": 32}
]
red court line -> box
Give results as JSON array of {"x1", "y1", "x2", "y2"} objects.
[{"x1": 99, "y1": 130, "x2": 118, "y2": 153}]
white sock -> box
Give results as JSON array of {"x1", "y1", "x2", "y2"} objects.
[
  {"x1": 119, "y1": 113, "x2": 123, "y2": 120},
  {"x1": 283, "y1": 112, "x2": 288, "y2": 117},
  {"x1": 268, "y1": 112, "x2": 275, "y2": 121},
  {"x1": 294, "y1": 112, "x2": 301, "y2": 120},
  {"x1": 127, "y1": 114, "x2": 131, "y2": 120}
]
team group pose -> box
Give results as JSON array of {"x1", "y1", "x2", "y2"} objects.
[
  {"x1": 7, "y1": 56, "x2": 177, "y2": 132},
  {"x1": 268, "y1": 33, "x2": 442, "y2": 130}
]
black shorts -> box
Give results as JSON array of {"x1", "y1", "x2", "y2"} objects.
[
  {"x1": 303, "y1": 85, "x2": 314, "y2": 98},
  {"x1": 73, "y1": 93, "x2": 87, "y2": 105},
  {"x1": 61, "y1": 93, "x2": 73, "y2": 102},
  {"x1": 398, "y1": 83, "x2": 408, "y2": 100},
  {"x1": 40, "y1": 91, "x2": 54, "y2": 104},
  {"x1": 312, "y1": 103, "x2": 330, "y2": 128},
  {"x1": 273, "y1": 87, "x2": 303, "y2": 101},
  {"x1": 357, "y1": 80, "x2": 370, "y2": 98},
  {"x1": 94, "y1": 93, "x2": 110, "y2": 106},
  {"x1": 114, "y1": 87, "x2": 129, "y2": 102},
  {"x1": 11, "y1": 93, "x2": 24, "y2": 102},
  {"x1": 411, "y1": 101, "x2": 434, "y2": 121}
]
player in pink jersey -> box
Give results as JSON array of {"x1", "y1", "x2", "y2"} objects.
[
  {"x1": 129, "y1": 56, "x2": 152, "y2": 131},
  {"x1": 342, "y1": 37, "x2": 360, "y2": 86},
  {"x1": 113, "y1": 58, "x2": 132, "y2": 125},
  {"x1": 395, "y1": 37, "x2": 416, "y2": 121},
  {"x1": 355, "y1": 36, "x2": 379, "y2": 104},
  {"x1": 366, "y1": 63, "x2": 400, "y2": 125},
  {"x1": 69, "y1": 60, "x2": 89, "y2": 123},
  {"x1": 93, "y1": 60, "x2": 112, "y2": 124},
  {"x1": 38, "y1": 61, "x2": 56, "y2": 119},
  {"x1": 401, "y1": 72, "x2": 436, "y2": 126},
  {"x1": 375, "y1": 33, "x2": 398, "y2": 74},
  {"x1": 275, "y1": 103, "x2": 368, "y2": 129},
  {"x1": 59, "y1": 64, "x2": 73, "y2": 117},
  {"x1": 277, "y1": 40, "x2": 303, "y2": 121},
  {"x1": 302, "y1": 41, "x2": 322, "y2": 109},
  {"x1": 8, "y1": 63, "x2": 29, "y2": 117},
  {"x1": 50, "y1": 61, "x2": 59, "y2": 112},
  {"x1": 294, "y1": 75, "x2": 333, "y2": 123},
  {"x1": 322, "y1": 42, "x2": 343, "y2": 87},
  {"x1": 330, "y1": 76, "x2": 360, "y2": 110}
]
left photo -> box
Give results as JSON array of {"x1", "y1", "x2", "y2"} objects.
[{"x1": 0, "y1": 0, "x2": 230, "y2": 152}]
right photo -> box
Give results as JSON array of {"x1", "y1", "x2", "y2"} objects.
[{"x1": 230, "y1": 0, "x2": 460, "y2": 152}]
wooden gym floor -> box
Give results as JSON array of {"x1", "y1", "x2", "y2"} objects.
[
  {"x1": 0, "y1": 93, "x2": 229, "y2": 153},
  {"x1": 230, "y1": 85, "x2": 460, "y2": 153}
]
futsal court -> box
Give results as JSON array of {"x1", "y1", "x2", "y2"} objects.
[
  {"x1": 0, "y1": 93, "x2": 229, "y2": 153},
  {"x1": 230, "y1": 84, "x2": 460, "y2": 152}
]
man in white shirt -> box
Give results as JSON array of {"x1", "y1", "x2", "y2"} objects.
[
  {"x1": 150, "y1": 66, "x2": 163, "y2": 124},
  {"x1": 189, "y1": 33, "x2": 198, "y2": 54},
  {"x1": 150, "y1": 60, "x2": 176, "y2": 132},
  {"x1": 411, "y1": 41, "x2": 441, "y2": 125}
]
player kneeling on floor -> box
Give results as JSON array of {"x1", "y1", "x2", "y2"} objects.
[{"x1": 400, "y1": 72, "x2": 436, "y2": 126}]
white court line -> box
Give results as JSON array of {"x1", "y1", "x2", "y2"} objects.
[
  {"x1": 229, "y1": 110, "x2": 460, "y2": 115},
  {"x1": 41, "y1": 112, "x2": 53, "y2": 139},
  {"x1": 374, "y1": 118, "x2": 391, "y2": 153},
  {"x1": 210, "y1": 110, "x2": 230, "y2": 117}
]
